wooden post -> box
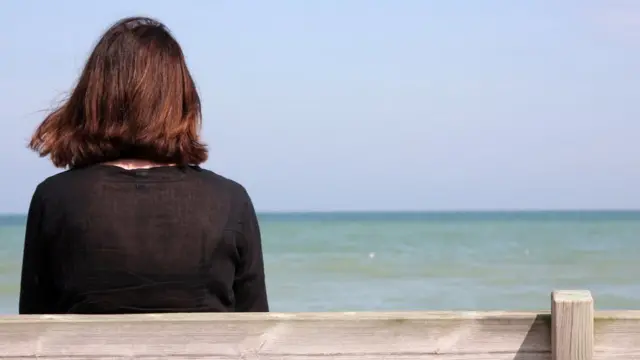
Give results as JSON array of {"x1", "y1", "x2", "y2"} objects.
[{"x1": 551, "y1": 290, "x2": 594, "y2": 360}]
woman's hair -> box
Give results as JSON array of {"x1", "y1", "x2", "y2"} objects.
[{"x1": 29, "y1": 16, "x2": 207, "y2": 168}]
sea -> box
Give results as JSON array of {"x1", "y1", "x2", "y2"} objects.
[{"x1": 0, "y1": 211, "x2": 639, "y2": 314}]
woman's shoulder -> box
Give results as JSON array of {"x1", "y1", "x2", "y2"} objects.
[
  {"x1": 192, "y1": 166, "x2": 252, "y2": 202},
  {"x1": 31, "y1": 167, "x2": 88, "y2": 199},
  {"x1": 30, "y1": 167, "x2": 254, "y2": 228},
  {"x1": 33, "y1": 165, "x2": 252, "y2": 204},
  {"x1": 32, "y1": 165, "x2": 111, "y2": 196}
]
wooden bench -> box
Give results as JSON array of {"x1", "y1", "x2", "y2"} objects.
[{"x1": 1, "y1": 290, "x2": 637, "y2": 359}]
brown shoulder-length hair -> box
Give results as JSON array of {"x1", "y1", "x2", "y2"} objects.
[{"x1": 29, "y1": 16, "x2": 207, "y2": 168}]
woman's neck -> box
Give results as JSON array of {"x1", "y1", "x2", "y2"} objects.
[{"x1": 102, "y1": 159, "x2": 176, "y2": 170}]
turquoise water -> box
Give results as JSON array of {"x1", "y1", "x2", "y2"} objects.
[{"x1": 1, "y1": 211, "x2": 639, "y2": 313}]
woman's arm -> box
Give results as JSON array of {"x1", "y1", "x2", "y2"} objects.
[
  {"x1": 19, "y1": 186, "x2": 56, "y2": 314},
  {"x1": 233, "y1": 188, "x2": 269, "y2": 312}
]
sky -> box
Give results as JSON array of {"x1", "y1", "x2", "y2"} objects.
[{"x1": 0, "y1": 1, "x2": 639, "y2": 213}]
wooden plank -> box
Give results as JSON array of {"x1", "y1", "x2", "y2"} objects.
[
  {"x1": 593, "y1": 311, "x2": 640, "y2": 359},
  {"x1": 551, "y1": 290, "x2": 594, "y2": 360},
  {"x1": 0, "y1": 311, "x2": 551, "y2": 359}
]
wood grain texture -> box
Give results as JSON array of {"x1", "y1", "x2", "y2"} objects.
[
  {"x1": 6, "y1": 291, "x2": 640, "y2": 359},
  {"x1": 0, "y1": 311, "x2": 551, "y2": 359},
  {"x1": 551, "y1": 290, "x2": 593, "y2": 360},
  {"x1": 593, "y1": 311, "x2": 640, "y2": 359}
]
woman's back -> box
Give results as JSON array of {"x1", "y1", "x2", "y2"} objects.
[
  {"x1": 20, "y1": 165, "x2": 268, "y2": 314},
  {"x1": 19, "y1": 17, "x2": 268, "y2": 314}
]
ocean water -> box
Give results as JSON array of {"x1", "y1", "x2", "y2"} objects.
[{"x1": 1, "y1": 211, "x2": 639, "y2": 313}]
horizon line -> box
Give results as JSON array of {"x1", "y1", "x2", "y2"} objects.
[
  {"x1": 1, "y1": 208, "x2": 640, "y2": 216},
  {"x1": 258, "y1": 208, "x2": 640, "y2": 214}
]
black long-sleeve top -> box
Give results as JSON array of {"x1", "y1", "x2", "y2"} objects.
[{"x1": 19, "y1": 164, "x2": 269, "y2": 314}]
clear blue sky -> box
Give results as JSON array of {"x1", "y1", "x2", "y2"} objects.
[{"x1": 1, "y1": 1, "x2": 639, "y2": 213}]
